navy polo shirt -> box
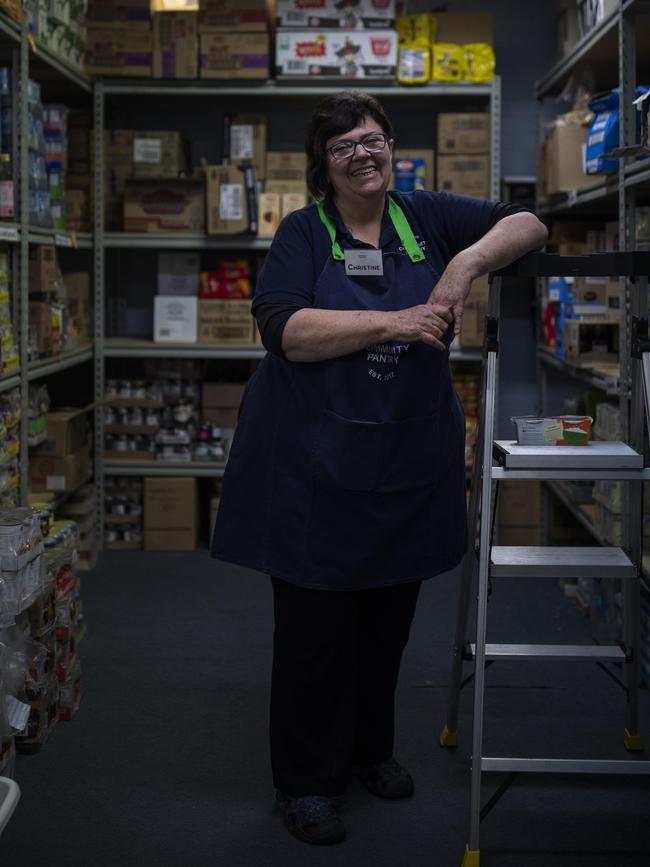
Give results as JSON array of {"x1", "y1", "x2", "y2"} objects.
[{"x1": 253, "y1": 190, "x2": 530, "y2": 354}]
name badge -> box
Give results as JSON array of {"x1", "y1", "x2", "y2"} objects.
[{"x1": 344, "y1": 249, "x2": 384, "y2": 276}]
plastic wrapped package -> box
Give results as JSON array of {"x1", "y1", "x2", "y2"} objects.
[
  {"x1": 464, "y1": 43, "x2": 495, "y2": 82},
  {"x1": 432, "y1": 43, "x2": 466, "y2": 81}
]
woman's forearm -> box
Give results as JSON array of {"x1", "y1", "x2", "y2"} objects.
[
  {"x1": 282, "y1": 308, "x2": 393, "y2": 362},
  {"x1": 452, "y1": 212, "x2": 548, "y2": 281}
]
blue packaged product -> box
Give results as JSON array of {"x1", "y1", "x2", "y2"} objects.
[
  {"x1": 586, "y1": 86, "x2": 650, "y2": 174},
  {"x1": 394, "y1": 158, "x2": 426, "y2": 192},
  {"x1": 547, "y1": 275, "x2": 573, "y2": 303}
]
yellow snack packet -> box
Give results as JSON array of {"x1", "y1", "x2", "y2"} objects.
[
  {"x1": 397, "y1": 44, "x2": 431, "y2": 84},
  {"x1": 432, "y1": 43, "x2": 466, "y2": 81},
  {"x1": 411, "y1": 12, "x2": 437, "y2": 45},
  {"x1": 464, "y1": 43, "x2": 495, "y2": 82}
]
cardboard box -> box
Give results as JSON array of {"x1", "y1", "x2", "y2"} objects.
[
  {"x1": 265, "y1": 179, "x2": 308, "y2": 196},
  {"x1": 154, "y1": 295, "x2": 198, "y2": 342},
  {"x1": 199, "y1": 32, "x2": 269, "y2": 78},
  {"x1": 29, "y1": 444, "x2": 91, "y2": 493},
  {"x1": 29, "y1": 246, "x2": 58, "y2": 295},
  {"x1": 392, "y1": 148, "x2": 434, "y2": 191},
  {"x1": 198, "y1": 299, "x2": 254, "y2": 344},
  {"x1": 498, "y1": 480, "x2": 541, "y2": 527},
  {"x1": 459, "y1": 274, "x2": 489, "y2": 348},
  {"x1": 434, "y1": 11, "x2": 494, "y2": 45},
  {"x1": 144, "y1": 477, "x2": 197, "y2": 551},
  {"x1": 266, "y1": 151, "x2": 307, "y2": 182},
  {"x1": 258, "y1": 192, "x2": 281, "y2": 237},
  {"x1": 275, "y1": 30, "x2": 397, "y2": 78},
  {"x1": 231, "y1": 114, "x2": 267, "y2": 180},
  {"x1": 158, "y1": 252, "x2": 200, "y2": 296},
  {"x1": 281, "y1": 192, "x2": 306, "y2": 217},
  {"x1": 202, "y1": 382, "x2": 245, "y2": 427},
  {"x1": 132, "y1": 132, "x2": 186, "y2": 178},
  {"x1": 40, "y1": 407, "x2": 89, "y2": 456},
  {"x1": 545, "y1": 121, "x2": 589, "y2": 193},
  {"x1": 572, "y1": 276, "x2": 607, "y2": 305},
  {"x1": 87, "y1": 0, "x2": 152, "y2": 27},
  {"x1": 153, "y1": 11, "x2": 198, "y2": 78},
  {"x1": 198, "y1": 0, "x2": 268, "y2": 32},
  {"x1": 497, "y1": 525, "x2": 542, "y2": 546},
  {"x1": 29, "y1": 301, "x2": 63, "y2": 356},
  {"x1": 436, "y1": 154, "x2": 489, "y2": 199},
  {"x1": 206, "y1": 164, "x2": 249, "y2": 234},
  {"x1": 123, "y1": 179, "x2": 205, "y2": 233},
  {"x1": 84, "y1": 26, "x2": 153, "y2": 77},
  {"x1": 63, "y1": 272, "x2": 92, "y2": 346},
  {"x1": 437, "y1": 113, "x2": 490, "y2": 154},
  {"x1": 276, "y1": 0, "x2": 395, "y2": 29},
  {"x1": 564, "y1": 318, "x2": 619, "y2": 365},
  {"x1": 556, "y1": 1, "x2": 580, "y2": 59},
  {"x1": 65, "y1": 190, "x2": 90, "y2": 232}
]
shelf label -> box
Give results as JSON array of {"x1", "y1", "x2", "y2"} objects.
[
  {"x1": 0, "y1": 225, "x2": 19, "y2": 242},
  {"x1": 54, "y1": 233, "x2": 73, "y2": 248},
  {"x1": 134, "y1": 138, "x2": 162, "y2": 164}
]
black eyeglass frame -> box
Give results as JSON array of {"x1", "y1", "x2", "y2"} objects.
[{"x1": 326, "y1": 132, "x2": 391, "y2": 161}]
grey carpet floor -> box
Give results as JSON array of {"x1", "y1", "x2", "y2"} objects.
[{"x1": 3, "y1": 549, "x2": 650, "y2": 867}]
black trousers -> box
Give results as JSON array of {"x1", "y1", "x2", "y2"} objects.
[{"x1": 269, "y1": 577, "x2": 421, "y2": 798}]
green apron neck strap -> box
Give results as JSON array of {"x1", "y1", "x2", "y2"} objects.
[
  {"x1": 317, "y1": 196, "x2": 425, "y2": 265},
  {"x1": 316, "y1": 201, "x2": 345, "y2": 260},
  {"x1": 387, "y1": 195, "x2": 425, "y2": 263}
]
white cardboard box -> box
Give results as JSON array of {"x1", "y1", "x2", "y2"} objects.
[
  {"x1": 275, "y1": 0, "x2": 395, "y2": 29},
  {"x1": 154, "y1": 296, "x2": 198, "y2": 342},
  {"x1": 275, "y1": 30, "x2": 397, "y2": 78},
  {"x1": 157, "y1": 252, "x2": 200, "y2": 296}
]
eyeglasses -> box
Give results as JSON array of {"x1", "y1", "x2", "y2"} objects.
[{"x1": 327, "y1": 132, "x2": 390, "y2": 161}]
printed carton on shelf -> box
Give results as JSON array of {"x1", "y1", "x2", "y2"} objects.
[
  {"x1": 276, "y1": 0, "x2": 395, "y2": 29},
  {"x1": 158, "y1": 252, "x2": 200, "y2": 296},
  {"x1": 199, "y1": 32, "x2": 269, "y2": 79},
  {"x1": 198, "y1": 0, "x2": 268, "y2": 32},
  {"x1": 275, "y1": 30, "x2": 397, "y2": 79},
  {"x1": 84, "y1": 26, "x2": 153, "y2": 77},
  {"x1": 63, "y1": 272, "x2": 92, "y2": 348},
  {"x1": 28, "y1": 245, "x2": 58, "y2": 295},
  {"x1": 392, "y1": 148, "x2": 434, "y2": 191},
  {"x1": 153, "y1": 295, "x2": 199, "y2": 343},
  {"x1": 40, "y1": 406, "x2": 90, "y2": 457},
  {"x1": 123, "y1": 179, "x2": 205, "y2": 233},
  {"x1": 132, "y1": 131, "x2": 186, "y2": 179},
  {"x1": 29, "y1": 444, "x2": 91, "y2": 494},
  {"x1": 266, "y1": 151, "x2": 307, "y2": 182},
  {"x1": 206, "y1": 164, "x2": 250, "y2": 235},
  {"x1": 231, "y1": 114, "x2": 267, "y2": 181},
  {"x1": 87, "y1": 0, "x2": 153, "y2": 27},
  {"x1": 153, "y1": 10, "x2": 198, "y2": 79},
  {"x1": 144, "y1": 477, "x2": 198, "y2": 551},
  {"x1": 437, "y1": 113, "x2": 490, "y2": 154},
  {"x1": 198, "y1": 299, "x2": 255, "y2": 345},
  {"x1": 436, "y1": 154, "x2": 489, "y2": 199},
  {"x1": 202, "y1": 382, "x2": 245, "y2": 428}
]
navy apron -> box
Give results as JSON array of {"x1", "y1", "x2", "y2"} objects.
[{"x1": 212, "y1": 197, "x2": 468, "y2": 590}]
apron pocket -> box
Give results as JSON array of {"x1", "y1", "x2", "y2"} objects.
[{"x1": 314, "y1": 411, "x2": 439, "y2": 493}]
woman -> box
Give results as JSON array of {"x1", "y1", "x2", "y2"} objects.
[{"x1": 212, "y1": 91, "x2": 547, "y2": 845}]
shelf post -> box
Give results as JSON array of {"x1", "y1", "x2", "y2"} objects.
[{"x1": 94, "y1": 79, "x2": 105, "y2": 550}]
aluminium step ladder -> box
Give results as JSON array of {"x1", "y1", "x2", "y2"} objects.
[{"x1": 439, "y1": 252, "x2": 650, "y2": 867}]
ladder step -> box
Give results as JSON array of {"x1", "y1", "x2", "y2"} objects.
[
  {"x1": 481, "y1": 757, "x2": 650, "y2": 775},
  {"x1": 494, "y1": 440, "x2": 643, "y2": 470},
  {"x1": 490, "y1": 546, "x2": 637, "y2": 578},
  {"x1": 469, "y1": 643, "x2": 626, "y2": 662}
]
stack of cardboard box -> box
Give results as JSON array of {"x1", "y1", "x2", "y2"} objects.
[
  {"x1": 66, "y1": 114, "x2": 91, "y2": 233},
  {"x1": 198, "y1": 0, "x2": 270, "y2": 80},
  {"x1": 144, "y1": 477, "x2": 197, "y2": 551},
  {"x1": 85, "y1": 0, "x2": 154, "y2": 77},
  {"x1": 29, "y1": 406, "x2": 92, "y2": 496},
  {"x1": 497, "y1": 480, "x2": 541, "y2": 546},
  {"x1": 153, "y1": 8, "x2": 199, "y2": 79},
  {"x1": 258, "y1": 150, "x2": 307, "y2": 236},
  {"x1": 436, "y1": 112, "x2": 491, "y2": 199}
]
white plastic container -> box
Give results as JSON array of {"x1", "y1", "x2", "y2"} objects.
[{"x1": 0, "y1": 777, "x2": 20, "y2": 837}]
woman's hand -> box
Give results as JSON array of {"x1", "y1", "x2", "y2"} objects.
[
  {"x1": 428, "y1": 258, "x2": 474, "y2": 338},
  {"x1": 389, "y1": 303, "x2": 454, "y2": 350}
]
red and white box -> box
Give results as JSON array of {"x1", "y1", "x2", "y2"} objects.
[{"x1": 275, "y1": 30, "x2": 397, "y2": 78}]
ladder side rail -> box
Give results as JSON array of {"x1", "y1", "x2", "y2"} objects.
[
  {"x1": 467, "y1": 276, "x2": 501, "y2": 854},
  {"x1": 625, "y1": 276, "x2": 650, "y2": 747}
]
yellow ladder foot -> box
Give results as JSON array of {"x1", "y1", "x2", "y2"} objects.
[
  {"x1": 440, "y1": 724, "x2": 458, "y2": 748},
  {"x1": 461, "y1": 844, "x2": 480, "y2": 866},
  {"x1": 624, "y1": 728, "x2": 644, "y2": 751}
]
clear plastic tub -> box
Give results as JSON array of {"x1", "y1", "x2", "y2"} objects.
[{"x1": 511, "y1": 415, "x2": 593, "y2": 446}]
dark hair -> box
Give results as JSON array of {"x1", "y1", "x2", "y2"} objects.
[{"x1": 305, "y1": 91, "x2": 395, "y2": 200}]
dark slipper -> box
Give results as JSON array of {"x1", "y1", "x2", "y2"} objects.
[
  {"x1": 275, "y1": 792, "x2": 346, "y2": 845},
  {"x1": 355, "y1": 758, "x2": 414, "y2": 799}
]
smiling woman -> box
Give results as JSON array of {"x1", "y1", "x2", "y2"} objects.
[{"x1": 211, "y1": 90, "x2": 548, "y2": 846}]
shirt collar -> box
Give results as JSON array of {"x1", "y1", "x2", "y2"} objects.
[{"x1": 322, "y1": 193, "x2": 398, "y2": 247}]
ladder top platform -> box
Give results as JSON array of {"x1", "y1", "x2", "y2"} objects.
[{"x1": 494, "y1": 440, "x2": 643, "y2": 469}]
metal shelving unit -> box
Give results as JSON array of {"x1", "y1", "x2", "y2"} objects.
[
  {"x1": 533, "y1": 1, "x2": 650, "y2": 630},
  {"x1": 93, "y1": 74, "x2": 503, "y2": 549},
  {"x1": 0, "y1": 12, "x2": 94, "y2": 505}
]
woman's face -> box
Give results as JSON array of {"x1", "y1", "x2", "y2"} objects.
[{"x1": 325, "y1": 116, "x2": 393, "y2": 206}]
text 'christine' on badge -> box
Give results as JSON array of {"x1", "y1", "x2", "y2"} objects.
[{"x1": 344, "y1": 249, "x2": 384, "y2": 276}]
